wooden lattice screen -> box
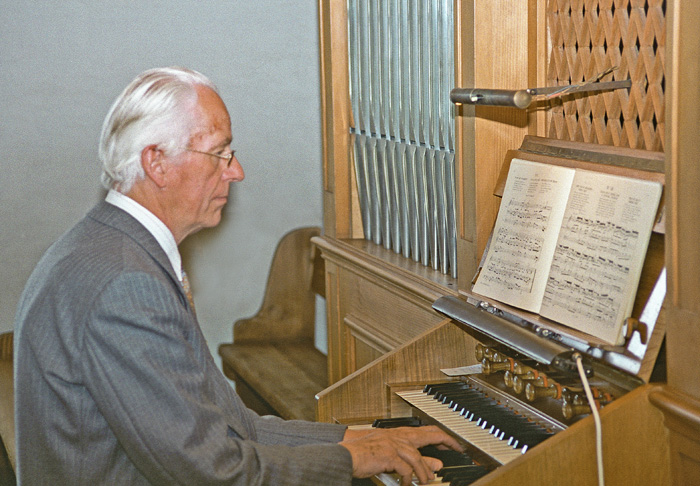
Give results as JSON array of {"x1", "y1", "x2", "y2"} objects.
[{"x1": 547, "y1": 0, "x2": 665, "y2": 151}]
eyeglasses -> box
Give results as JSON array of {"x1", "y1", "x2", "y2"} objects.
[{"x1": 187, "y1": 149, "x2": 236, "y2": 168}]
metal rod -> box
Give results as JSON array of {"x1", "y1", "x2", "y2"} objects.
[{"x1": 528, "y1": 79, "x2": 632, "y2": 97}]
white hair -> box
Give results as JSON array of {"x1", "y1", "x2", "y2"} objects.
[{"x1": 99, "y1": 67, "x2": 218, "y2": 193}]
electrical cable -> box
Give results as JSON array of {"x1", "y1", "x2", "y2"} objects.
[{"x1": 575, "y1": 353, "x2": 604, "y2": 486}]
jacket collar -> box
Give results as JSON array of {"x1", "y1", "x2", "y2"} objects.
[{"x1": 88, "y1": 201, "x2": 181, "y2": 288}]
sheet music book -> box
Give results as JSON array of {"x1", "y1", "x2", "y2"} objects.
[{"x1": 472, "y1": 158, "x2": 663, "y2": 345}]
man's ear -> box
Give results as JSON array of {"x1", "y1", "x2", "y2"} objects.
[{"x1": 141, "y1": 145, "x2": 168, "y2": 188}]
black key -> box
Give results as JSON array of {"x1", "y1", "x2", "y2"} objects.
[
  {"x1": 372, "y1": 416, "x2": 423, "y2": 428},
  {"x1": 440, "y1": 464, "x2": 489, "y2": 484},
  {"x1": 419, "y1": 445, "x2": 473, "y2": 468}
]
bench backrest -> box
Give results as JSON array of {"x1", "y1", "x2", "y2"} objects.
[{"x1": 232, "y1": 226, "x2": 323, "y2": 343}]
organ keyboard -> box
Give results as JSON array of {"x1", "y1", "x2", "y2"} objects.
[
  {"x1": 366, "y1": 374, "x2": 567, "y2": 485},
  {"x1": 398, "y1": 389, "x2": 529, "y2": 466},
  {"x1": 398, "y1": 380, "x2": 561, "y2": 465},
  {"x1": 365, "y1": 349, "x2": 603, "y2": 486}
]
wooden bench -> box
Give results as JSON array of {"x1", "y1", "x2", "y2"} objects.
[
  {"x1": 218, "y1": 227, "x2": 327, "y2": 422},
  {"x1": 0, "y1": 331, "x2": 16, "y2": 485}
]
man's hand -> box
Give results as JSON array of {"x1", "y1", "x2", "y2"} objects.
[{"x1": 339, "y1": 425, "x2": 463, "y2": 485}]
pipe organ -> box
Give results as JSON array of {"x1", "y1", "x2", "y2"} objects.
[{"x1": 317, "y1": 0, "x2": 700, "y2": 484}]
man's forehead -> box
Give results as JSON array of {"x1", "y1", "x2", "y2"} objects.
[
  {"x1": 190, "y1": 87, "x2": 231, "y2": 144},
  {"x1": 190, "y1": 121, "x2": 230, "y2": 138}
]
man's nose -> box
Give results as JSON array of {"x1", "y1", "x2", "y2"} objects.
[{"x1": 224, "y1": 156, "x2": 245, "y2": 182}]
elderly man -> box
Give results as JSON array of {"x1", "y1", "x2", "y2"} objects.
[{"x1": 14, "y1": 67, "x2": 460, "y2": 485}]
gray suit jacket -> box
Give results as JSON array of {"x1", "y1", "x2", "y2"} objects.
[{"x1": 14, "y1": 201, "x2": 352, "y2": 485}]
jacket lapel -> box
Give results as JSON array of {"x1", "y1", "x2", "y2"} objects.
[{"x1": 88, "y1": 201, "x2": 183, "y2": 298}]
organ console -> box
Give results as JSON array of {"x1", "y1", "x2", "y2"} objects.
[
  {"x1": 321, "y1": 315, "x2": 667, "y2": 485},
  {"x1": 315, "y1": 138, "x2": 669, "y2": 485}
]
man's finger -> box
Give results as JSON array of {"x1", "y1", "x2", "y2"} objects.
[
  {"x1": 395, "y1": 425, "x2": 464, "y2": 453},
  {"x1": 396, "y1": 443, "x2": 443, "y2": 485}
]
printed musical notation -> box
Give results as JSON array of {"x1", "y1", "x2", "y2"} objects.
[
  {"x1": 501, "y1": 200, "x2": 553, "y2": 233},
  {"x1": 560, "y1": 215, "x2": 641, "y2": 261},
  {"x1": 542, "y1": 243, "x2": 629, "y2": 328},
  {"x1": 479, "y1": 256, "x2": 537, "y2": 293},
  {"x1": 473, "y1": 160, "x2": 574, "y2": 313},
  {"x1": 473, "y1": 158, "x2": 662, "y2": 345},
  {"x1": 477, "y1": 200, "x2": 552, "y2": 293},
  {"x1": 540, "y1": 215, "x2": 639, "y2": 327}
]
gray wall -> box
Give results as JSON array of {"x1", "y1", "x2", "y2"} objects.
[{"x1": 0, "y1": 2, "x2": 325, "y2": 361}]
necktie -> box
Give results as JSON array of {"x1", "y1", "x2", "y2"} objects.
[{"x1": 182, "y1": 271, "x2": 197, "y2": 316}]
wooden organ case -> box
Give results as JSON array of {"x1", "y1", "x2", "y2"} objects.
[{"x1": 316, "y1": 0, "x2": 700, "y2": 484}]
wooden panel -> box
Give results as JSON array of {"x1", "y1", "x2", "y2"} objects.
[
  {"x1": 344, "y1": 315, "x2": 394, "y2": 357},
  {"x1": 316, "y1": 319, "x2": 478, "y2": 423},
  {"x1": 324, "y1": 259, "x2": 343, "y2": 382},
  {"x1": 480, "y1": 384, "x2": 670, "y2": 485},
  {"x1": 338, "y1": 272, "x2": 439, "y2": 348},
  {"x1": 456, "y1": 0, "x2": 533, "y2": 286},
  {"x1": 315, "y1": 236, "x2": 458, "y2": 380},
  {"x1": 318, "y1": 0, "x2": 355, "y2": 238},
  {"x1": 653, "y1": 1, "x2": 700, "y2": 482},
  {"x1": 650, "y1": 388, "x2": 700, "y2": 485},
  {"x1": 666, "y1": 308, "x2": 700, "y2": 405},
  {"x1": 344, "y1": 315, "x2": 387, "y2": 372},
  {"x1": 665, "y1": 0, "x2": 700, "y2": 396}
]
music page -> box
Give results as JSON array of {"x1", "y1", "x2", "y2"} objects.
[
  {"x1": 472, "y1": 159, "x2": 575, "y2": 312},
  {"x1": 539, "y1": 169, "x2": 662, "y2": 345}
]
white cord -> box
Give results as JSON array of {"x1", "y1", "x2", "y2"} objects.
[{"x1": 575, "y1": 353, "x2": 604, "y2": 486}]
